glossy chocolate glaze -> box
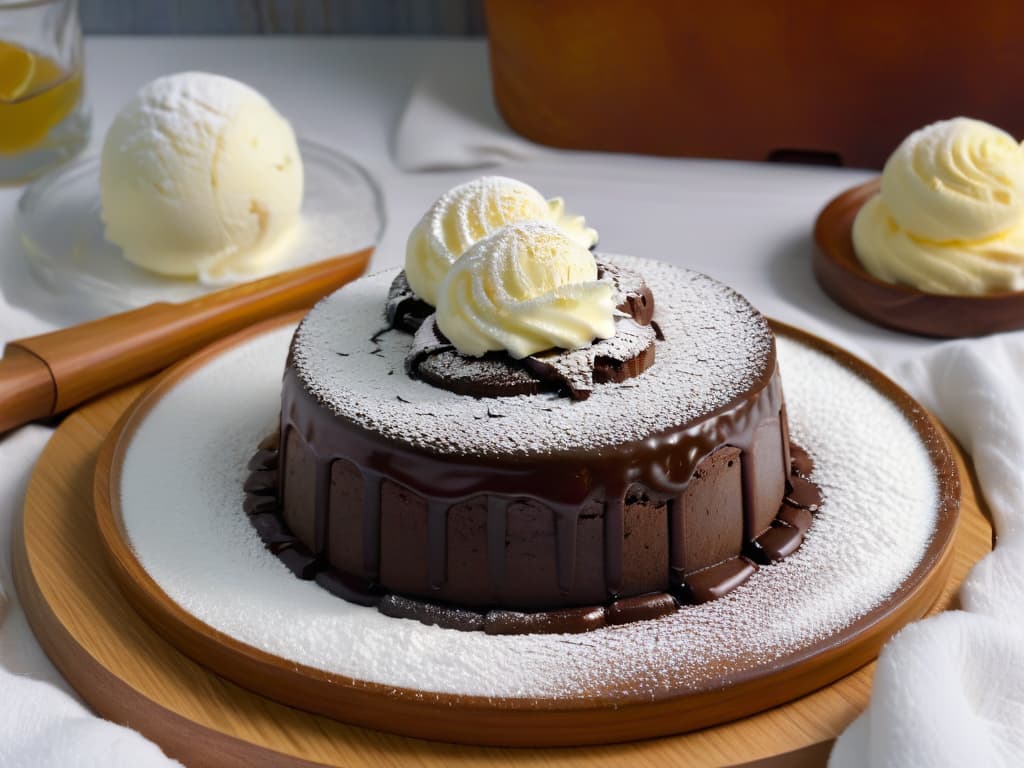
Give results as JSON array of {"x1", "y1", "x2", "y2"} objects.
[
  {"x1": 279, "y1": 354, "x2": 784, "y2": 598},
  {"x1": 245, "y1": 437, "x2": 820, "y2": 634}
]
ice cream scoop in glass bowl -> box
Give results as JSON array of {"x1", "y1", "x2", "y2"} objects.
[{"x1": 18, "y1": 72, "x2": 383, "y2": 313}]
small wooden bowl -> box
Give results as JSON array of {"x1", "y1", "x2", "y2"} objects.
[{"x1": 813, "y1": 180, "x2": 1024, "y2": 337}]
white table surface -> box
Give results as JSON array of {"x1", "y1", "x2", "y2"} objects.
[{"x1": 0, "y1": 34, "x2": 973, "y2": 763}]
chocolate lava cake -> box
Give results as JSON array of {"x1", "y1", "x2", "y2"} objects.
[{"x1": 244, "y1": 255, "x2": 821, "y2": 635}]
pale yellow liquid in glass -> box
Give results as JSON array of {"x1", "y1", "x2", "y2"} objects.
[{"x1": 0, "y1": 42, "x2": 82, "y2": 154}]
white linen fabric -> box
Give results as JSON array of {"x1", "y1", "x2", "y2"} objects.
[
  {"x1": 830, "y1": 335, "x2": 1024, "y2": 768},
  {"x1": 394, "y1": 51, "x2": 542, "y2": 171},
  {"x1": 0, "y1": 427, "x2": 182, "y2": 767},
  {"x1": 0, "y1": 669, "x2": 181, "y2": 767}
]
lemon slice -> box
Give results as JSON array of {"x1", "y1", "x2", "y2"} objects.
[{"x1": 0, "y1": 41, "x2": 37, "y2": 102}]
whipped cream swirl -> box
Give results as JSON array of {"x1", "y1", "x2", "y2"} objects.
[
  {"x1": 853, "y1": 117, "x2": 1024, "y2": 294},
  {"x1": 435, "y1": 222, "x2": 616, "y2": 359},
  {"x1": 406, "y1": 176, "x2": 598, "y2": 306}
]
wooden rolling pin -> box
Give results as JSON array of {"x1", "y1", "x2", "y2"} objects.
[{"x1": 0, "y1": 246, "x2": 373, "y2": 434}]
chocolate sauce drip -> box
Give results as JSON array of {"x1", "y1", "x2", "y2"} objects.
[
  {"x1": 315, "y1": 569, "x2": 383, "y2": 607},
  {"x1": 607, "y1": 593, "x2": 677, "y2": 624},
  {"x1": 604, "y1": 492, "x2": 625, "y2": 595},
  {"x1": 553, "y1": 504, "x2": 580, "y2": 594},
  {"x1": 777, "y1": 503, "x2": 813, "y2": 533},
  {"x1": 245, "y1": 436, "x2": 822, "y2": 633},
  {"x1": 684, "y1": 557, "x2": 757, "y2": 603},
  {"x1": 667, "y1": 495, "x2": 685, "y2": 587},
  {"x1": 243, "y1": 493, "x2": 277, "y2": 516},
  {"x1": 244, "y1": 470, "x2": 277, "y2": 494},
  {"x1": 244, "y1": 443, "x2": 324, "y2": 583},
  {"x1": 789, "y1": 442, "x2": 815, "y2": 479},
  {"x1": 362, "y1": 472, "x2": 383, "y2": 578},
  {"x1": 427, "y1": 500, "x2": 449, "y2": 589},
  {"x1": 247, "y1": 449, "x2": 278, "y2": 471},
  {"x1": 313, "y1": 459, "x2": 332, "y2": 554},
  {"x1": 486, "y1": 497, "x2": 507, "y2": 593},
  {"x1": 277, "y1": 544, "x2": 319, "y2": 579},
  {"x1": 484, "y1": 606, "x2": 607, "y2": 635},
  {"x1": 250, "y1": 512, "x2": 293, "y2": 549},
  {"x1": 379, "y1": 594, "x2": 485, "y2": 631},
  {"x1": 739, "y1": 449, "x2": 759, "y2": 540},
  {"x1": 245, "y1": 446, "x2": 280, "y2": 516},
  {"x1": 786, "y1": 475, "x2": 823, "y2": 510},
  {"x1": 752, "y1": 525, "x2": 803, "y2": 563}
]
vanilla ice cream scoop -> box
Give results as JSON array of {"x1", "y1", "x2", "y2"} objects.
[
  {"x1": 100, "y1": 72, "x2": 303, "y2": 283},
  {"x1": 435, "y1": 222, "x2": 615, "y2": 359},
  {"x1": 405, "y1": 176, "x2": 598, "y2": 306},
  {"x1": 853, "y1": 117, "x2": 1024, "y2": 294}
]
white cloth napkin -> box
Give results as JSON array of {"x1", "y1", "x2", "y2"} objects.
[
  {"x1": 0, "y1": 671, "x2": 180, "y2": 767},
  {"x1": 830, "y1": 333, "x2": 1024, "y2": 768},
  {"x1": 0, "y1": 425, "x2": 181, "y2": 768},
  {"x1": 394, "y1": 48, "x2": 542, "y2": 171}
]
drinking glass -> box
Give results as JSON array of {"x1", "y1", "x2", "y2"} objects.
[{"x1": 0, "y1": 0, "x2": 89, "y2": 183}]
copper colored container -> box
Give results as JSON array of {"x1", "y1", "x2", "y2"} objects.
[{"x1": 485, "y1": 0, "x2": 1024, "y2": 168}]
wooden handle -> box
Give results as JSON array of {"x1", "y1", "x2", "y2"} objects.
[
  {"x1": 0, "y1": 246, "x2": 372, "y2": 434},
  {"x1": 0, "y1": 346, "x2": 56, "y2": 431}
]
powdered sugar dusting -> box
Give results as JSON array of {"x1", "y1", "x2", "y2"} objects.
[
  {"x1": 120, "y1": 325, "x2": 939, "y2": 701},
  {"x1": 109, "y1": 72, "x2": 258, "y2": 162},
  {"x1": 293, "y1": 255, "x2": 773, "y2": 456}
]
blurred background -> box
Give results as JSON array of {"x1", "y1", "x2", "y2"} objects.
[{"x1": 81, "y1": 0, "x2": 486, "y2": 35}]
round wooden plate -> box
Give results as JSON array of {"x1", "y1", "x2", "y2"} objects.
[
  {"x1": 94, "y1": 317, "x2": 963, "y2": 746},
  {"x1": 13, "y1": 318, "x2": 991, "y2": 767},
  {"x1": 813, "y1": 179, "x2": 1024, "y2": 337}
]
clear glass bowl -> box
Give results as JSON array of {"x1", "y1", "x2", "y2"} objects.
[{"x1": 17, "y1": 139, "x2": 385, "y2": 311}]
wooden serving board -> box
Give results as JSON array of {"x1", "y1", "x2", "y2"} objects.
[
  {"x1": 89, "y1": 317, "x2": 962, "y2": 747},
  {"x1": 13, "y1": 344, "x2": 992, "y2": 767}
]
